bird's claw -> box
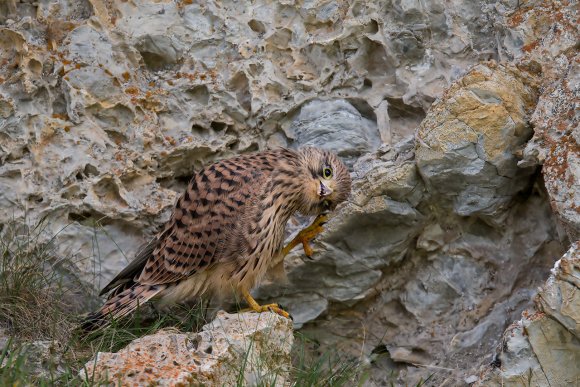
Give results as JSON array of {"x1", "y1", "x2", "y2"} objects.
[
  {"x1": 242, "y1": 290, "x2": 292, "y2": 320},
  {"x1": 302, "y1": 239, "x2": 314, "y2": 258},
  {"x1": 280, "y1": 214, "x2": 328, "y2": 260},
  {"x1": 262, "y1": 303, "x2": 293, "y2": 320},
  {"x1": 297, "y1": 214, "x2": 327, "y2": 258}
]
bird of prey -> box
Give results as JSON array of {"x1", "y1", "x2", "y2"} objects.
[{"x1": 82, "y1": 147, "x2": 351, "y2": 330}]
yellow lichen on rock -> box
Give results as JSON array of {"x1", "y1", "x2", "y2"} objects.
[{"x1": 417, "y1": 63, "x2": 537, "y2": 163}]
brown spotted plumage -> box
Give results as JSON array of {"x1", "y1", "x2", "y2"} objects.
[{"x1": 82, "y1": 147, "x2": 351, "y2": 330}]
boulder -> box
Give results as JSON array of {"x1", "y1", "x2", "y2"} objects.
[
  {"x1": 81, "y1": 311, "x2": 293, "y2": 386},
  {"x1": 415, "y1": 62, "x2": 538, "y2": 222}
]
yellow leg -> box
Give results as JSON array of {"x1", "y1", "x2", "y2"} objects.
[
  {"x1": 280, "y1": 214, "x2": 328, "y2": 258},
  {"x1": 241, "y1": 288, "x2": 291, "y2": 319}
]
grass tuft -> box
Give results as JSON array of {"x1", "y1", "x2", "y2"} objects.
[
  {"x1": 0, "y1": 218, "x2": 96, "y2": 343},
  {"x1": 82, "y1": 302, "x2": 209, "y2": 354}
]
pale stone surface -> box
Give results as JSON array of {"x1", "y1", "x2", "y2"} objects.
[
  {"x1": 0, "y1": 339, "x2": 65, "y2": 380},
  {"x1": 508, "y1": 0, "x2": 580, "y2": 241},
  {"x1": 475, "y1": 242, "x2": 580, "y2": 387},
  {"x1": 255, "y1": 59, "x2": 564, "y2": 384},
  {"x1": 474, "y1": 321, "x2": 550, "y2": 387},
  {"x1": 81, "y1": 311, "x2": 293, "y2": 386},
  {"x1": 285, "y1": 99, "x2": 381, "y2": 167},
  {"x1": 0, "y1": 0, "x2": 525, "y2": 287},
  {"x1": 527, "y1": 58, "x2": 580, "y2": 240},
  {"x1": 537, "y1": 259, "x2": 580, "y2": 337}
]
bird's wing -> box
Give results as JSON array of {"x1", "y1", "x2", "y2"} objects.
[
  {"x1": 99, "y1": 237, "x2": 160, "y2": 296},
  {"x1": 137, "y1": 155, "x2": 270, "y2": 286}
]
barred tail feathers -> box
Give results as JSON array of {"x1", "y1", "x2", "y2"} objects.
[{"x1": 81, "y1": 284, "x2": 165, "y2": 332}]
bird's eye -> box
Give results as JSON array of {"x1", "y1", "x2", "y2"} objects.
[{"x1": 322, "y1": 166, "x2": 333, "y2": 179}]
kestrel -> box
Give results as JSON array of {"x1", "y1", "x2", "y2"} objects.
[{"x1": 82, "y1": 147, "x2": 351, "y2": 330}]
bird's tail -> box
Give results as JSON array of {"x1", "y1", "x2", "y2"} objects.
[{"x1": 81, "y1": 284, "x2": 166, "y2": 332}]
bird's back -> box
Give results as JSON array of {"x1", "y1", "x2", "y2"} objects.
[{"x1": 99, "y1": 149, "x2": 301, "y2": 303}]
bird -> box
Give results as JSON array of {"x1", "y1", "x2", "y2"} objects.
[{"x1": 82, "y1": 147, "x2": 351, "y2": 330}]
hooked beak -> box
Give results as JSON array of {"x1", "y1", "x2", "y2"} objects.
[{"x1": 319, "y1": 181, "x2": 333, "y2": 197}]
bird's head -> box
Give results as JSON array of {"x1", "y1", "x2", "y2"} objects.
[{"x1": 297, "y1": 147, "x2": 351, "y2": 216}]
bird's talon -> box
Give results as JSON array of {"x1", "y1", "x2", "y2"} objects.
[
  {"x1": 259, "y1": 303, "x2": 291, "y2": 319},
  {"x1": 280, "y1": 214, "x2": 328, "y2": 259},
  {"x1": 302, "y1": 241, "x2": 314, "y2": 257}
]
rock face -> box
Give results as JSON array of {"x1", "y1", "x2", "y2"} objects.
[
  {"x1": 475, "y1": 242, "x2": 580, "y2": 386},
  {"x1": 81, "y1": 311, "x2": 293, "y2": 386},
  {"x1": 285, "y1": 99, "x2": 381, "y2": 167},
  {"x1": 0, "y1": 0, "x2": 527, "y2": 284},
  {"x1": 416, "y1": 62, "x2": 538, "y2": 222},
  {"x1": 531, "y1": 61, "x2": 579, "y2": 241},
  {"x1": 257, "y1": 61, "x2": 563, "y2": 384},
  {"x1": 0, "y1": 339, "x2": 65, "y2": 380},
  {"x1": 512, "y1": 0, "x2": 580, "y2": 241},
  {"x1": 1, "y1": 0, "x2": 579, "y2": 385}
]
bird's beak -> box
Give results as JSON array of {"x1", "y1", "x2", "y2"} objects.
[{"x1": 319, "y1": 181, "x2": 333, "y2": 197}]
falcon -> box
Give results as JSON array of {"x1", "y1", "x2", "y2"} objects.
[{"x1": 82, "y1": 147, "x2": 351, "y2": 329}]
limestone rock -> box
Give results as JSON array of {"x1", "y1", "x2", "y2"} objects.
[
  {"x1": 537, "y1": 245, "x2": 580, "y2": 337},
  {"x1": 0, "y1": 0, "x2": 527, "y2": 287},
  {"x1": 415, "y1": 62, "x2": 539, "y2": 222},
  {"x1": 0, "y1": 340, "x2": 65, "y2": 380},
  {"x1": 81, "y1": 311, "x2": 293, "y2": 386},
  {"x1": 475, "y1": 242, "x2": 580, "y2": 387},
  {"x1": 284, "y1": 99, "x2": 380, "y2": 167},
  {"x1": 256, "y1": 63, "x2": 564, "y2": 385},
  {"x1": 0, "y1": 0, "x2": 578, "y2": 386},
  {"x1": 493, "y1": 0, "x2": 578, "y2": 80},
  {"x1": 505, "y1": 0, "x2": 580, "y2": 241},
  {"x1": 256, "y1": 139, "x2": 425, "y2": 327},
  {"x1": 527, "y1": 58, "x2": 580, "y2": 240}
]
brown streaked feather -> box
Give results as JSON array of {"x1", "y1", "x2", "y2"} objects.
[
  {"x1": 137, "y1": 154, "x2": 272, "y2": 286},
  {"x1": 82, "y1": 284, "x2": 166, "y2": 331},
  {"x1": 99, "y1": 237, "x2": 160, "y2": 296}
]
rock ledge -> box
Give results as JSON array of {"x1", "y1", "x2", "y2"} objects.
[{"x1": 81, "y1": 311, "x2": 293, "y2": 386}]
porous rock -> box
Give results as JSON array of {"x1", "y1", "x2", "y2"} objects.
[
  {"x1": 284, "y1": 99, "x2": 381, "y2": 167},
  {"x1": 81, "y1": 311, "x2": 293, "y2": 386},
  {"x1": 0, "y1": 0, "x2": 519, "y2": 287},
  {"x1": 257, "y1": 60, "x2": 563, "y2": 386},
  {"x1": 509, "y1": 0, "x2": 580, "y2": 241},
  {"x1": 526, "y1": 58, "x2": 580, "y2": 240}
]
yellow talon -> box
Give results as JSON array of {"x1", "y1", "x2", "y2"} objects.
[
  {"x1": 237, "y1": 215, "x2": 328, "y2": 320},
  {"x1": 241, "y1": 289, "x2": 292, "y2": 319},
  {"x1": 281, "y1": 214, "x2": 327, "y2": 259}
]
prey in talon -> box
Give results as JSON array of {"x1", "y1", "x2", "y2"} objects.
[{"x1": 81, "y1": 147, "x2": 351, "y2": 331}]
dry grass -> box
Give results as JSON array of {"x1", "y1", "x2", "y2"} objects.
[{"x1": 0, "y1": 218, "x2": 96, "y2": 343}]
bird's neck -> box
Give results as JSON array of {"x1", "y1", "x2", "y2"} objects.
[{"x1": 269, "y1": 152, "x2": 308, "y2": 222}]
